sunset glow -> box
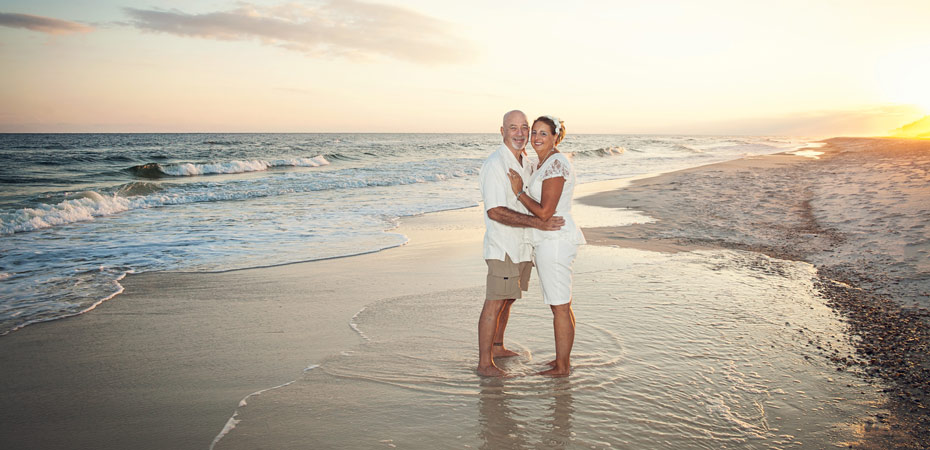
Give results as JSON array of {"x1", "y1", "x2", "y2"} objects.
[
  {"x1": 2, "y1": 1, "x2": 930, "y2": 135},
  {"x1": 878, "y1": 47, "x2": 930, "y2": 114}
]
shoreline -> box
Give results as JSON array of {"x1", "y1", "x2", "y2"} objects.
[
  {"x1": 0, "y1": 137, "x2": 804, "y2": 338},
  {"x1": 0, "y1": 207, "x2": 489, "y2": 450},
  {"x1": 0, "y1": 155, "x2": 746, "y2": 448}
]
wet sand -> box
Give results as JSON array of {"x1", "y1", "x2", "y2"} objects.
[
  {"x1": 581, "y1": 137, "x2": 930, "y2": 448},
  {"x1": 0, "y1": 208, "x2": 490, "y2": 450},
  {"x1": 216, "y1": 245, "x2": 885, "y2": 449}
]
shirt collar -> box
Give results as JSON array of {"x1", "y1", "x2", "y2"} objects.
[{"x1": 497, "y1": 143, "x2": 525, "y2": 169}]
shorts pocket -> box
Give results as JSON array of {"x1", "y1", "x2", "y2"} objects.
[
  {"x1": 486, "y1": 258, "x2": 520, "y2": 278},
  {"x1": 486, "y1": 274, "x2": 520, "y2": 300}
]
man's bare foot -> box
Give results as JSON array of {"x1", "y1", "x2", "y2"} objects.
[
  {"x1": 477, "y1": 364, "x2": 507, "y2": 377},
  {"x1": 493, "y1": 347, "x2": 520, "y2": 358},
  {"x1": 537, "y1": 366, "x2": 571, "y2": 377},
  {"x1": 543, "y1": 359, "x2": 557, "y2": 367}
]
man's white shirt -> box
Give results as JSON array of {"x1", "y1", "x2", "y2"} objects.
[{"x1": 479, "y1": 144, "x2": 534, "y2": 262}]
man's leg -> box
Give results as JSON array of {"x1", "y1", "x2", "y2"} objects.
[
  {"x1": 492, "y1": 299, "x2": 519, "y2": 357},
  {"x1": 494, "y1": 260, "x2": 530, "y2": 357},
  {"x1": 477, "y1": 299, "x2": 508, "y2": 376}
]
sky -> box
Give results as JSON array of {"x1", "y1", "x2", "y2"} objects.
[{"x1": 1, "y1": 0, "x2": 929, "y2": 135}]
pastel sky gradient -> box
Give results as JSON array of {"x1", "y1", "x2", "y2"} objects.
[{"x1": 2, "y1": 0, "x2": 929, "y2": 135}]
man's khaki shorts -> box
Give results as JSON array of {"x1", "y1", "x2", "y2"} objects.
[{"x1": 485, "y1": 255, "x2": 533, "y2": 301}]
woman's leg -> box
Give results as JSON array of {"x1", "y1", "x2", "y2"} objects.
[
  {"x1": 544, "y1": 305, "x2": 575, "y2": 368},
  {"x1": 536, "y1": 240, "x2": 578, "y2": 376},
  {"x1": 539, "y1": 301, "x2": 574, "y2": 376}
]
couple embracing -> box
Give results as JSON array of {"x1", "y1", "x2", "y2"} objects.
[{"x1": 477, "y1": 110, "x2": 586, "y2": 377}]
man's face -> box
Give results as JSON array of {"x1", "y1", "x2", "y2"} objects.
[{"x1": 500, "y1": 112, "x2": 529, "y2": 153}]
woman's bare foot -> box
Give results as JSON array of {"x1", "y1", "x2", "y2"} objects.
[
  {"x1": 543, "y1": 359, "x2": 557, "y2": 367},
  {"x1": 537, "y1": 365, "x2": 571, "y2": 377},
  {"x1": 492, "y1": 346, "x2": 520, "y2": 358},
  {"x1": 477, "y1": 364, "x2": 508, "y2": 377}
]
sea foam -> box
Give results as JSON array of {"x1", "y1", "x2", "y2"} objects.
[
  {"x1": 1, "y1": 159, "x2": 477, "y2": 236},
  {"x1": 1, "y1": 193, "x2": 133, "y2": 235}
]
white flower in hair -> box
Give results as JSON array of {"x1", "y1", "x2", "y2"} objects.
[{"x1": 545, "y1": 115, "x2": 561, "y2": 135}]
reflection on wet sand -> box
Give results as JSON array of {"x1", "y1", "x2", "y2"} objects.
[
  {"x1": 478, "y1": 379, "x2": 574, "y2": 449},
  {"x1": 478, "y1": 381, "x2": 526, "y2": 449},
  {"x1": 543, "y1": 383, "x2": 574, "y2": 449}
]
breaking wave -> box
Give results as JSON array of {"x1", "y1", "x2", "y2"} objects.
[
  {"x1": 0, "y1": 161, "x2": 478, "y2": 236},
  {"x1": 572, "y1": 146, "x2": 626, "y2": 157},
  {"x1": 128, "y1": 156, "x2": 329, "y2": 178}
]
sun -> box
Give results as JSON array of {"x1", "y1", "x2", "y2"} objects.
[{"x1": 877, "y1": 48, "x2": 930, "y2": 114}]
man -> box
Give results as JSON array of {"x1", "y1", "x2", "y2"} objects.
[{"x1": 477, "y1": 110, "x2": 564, "y2": 377}]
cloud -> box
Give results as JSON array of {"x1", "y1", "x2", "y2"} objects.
[
  {"x1": 0, "y1": 12, "x2": 93, "y2": 34},
  {"x1": 124, "y1": 1, "x2": 474, "y2": 64}
]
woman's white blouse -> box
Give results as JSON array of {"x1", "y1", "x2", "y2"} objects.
[{"x1": 526, "y1": 152, "x2": 586, "y2": 246}]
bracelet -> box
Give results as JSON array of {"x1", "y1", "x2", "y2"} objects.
[{"x1": 516, "y1": 189, "x2": 524, "y2": 199}]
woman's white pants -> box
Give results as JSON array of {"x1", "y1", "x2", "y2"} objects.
[{"x1": 534, "y1": 239, "x2": 579, "y2": 306}]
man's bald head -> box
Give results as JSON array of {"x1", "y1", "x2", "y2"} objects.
[
  {"x1": 500, "y1": 110, "x2": 529, "y2": 153},
  {"x1": 502, "y1": 110, "x2": 527, "y2": 127}
]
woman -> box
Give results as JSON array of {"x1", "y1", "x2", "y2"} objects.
[{"x1": 507, "y1": 115, "x2": 585, "y2": 377}]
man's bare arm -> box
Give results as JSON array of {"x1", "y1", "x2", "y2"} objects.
[{"x1": 487, "y1": 207, "x2": 564, "y2": 231}]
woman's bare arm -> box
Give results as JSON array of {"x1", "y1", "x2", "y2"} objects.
[{"x1": 508, "y1": 168, "x2": 564, "y2": 221}]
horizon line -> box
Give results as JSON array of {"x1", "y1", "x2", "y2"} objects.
[{"x1": 0, "y1": 130, "x2": 858, "y2": 138}]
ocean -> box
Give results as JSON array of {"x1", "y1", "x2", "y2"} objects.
[{"x1": 0, "y1": 133, "x2": 816, "y2": 336}]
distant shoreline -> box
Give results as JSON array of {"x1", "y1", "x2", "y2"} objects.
[{"x1": 0, "y1": 131, "x2": 846, "y2": 136}]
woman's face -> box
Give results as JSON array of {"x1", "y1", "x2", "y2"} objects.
[{"x1": 531, "y1": 121, "x2": 556, "y2": 153}]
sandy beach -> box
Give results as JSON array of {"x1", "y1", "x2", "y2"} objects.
[
  {"x1": 0, "y1": 208, "x2": 490, "y2": 449},
  {"x1": 1, "y1": 137, "x2": 928, "y2": 449},
  {"x1": 582, "y1": 137, "x2": 930, "y2": 447}
]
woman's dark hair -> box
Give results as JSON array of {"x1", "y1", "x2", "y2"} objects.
[{"x1": 534, "y1": 116, "x2": 566, "y2": 145}]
